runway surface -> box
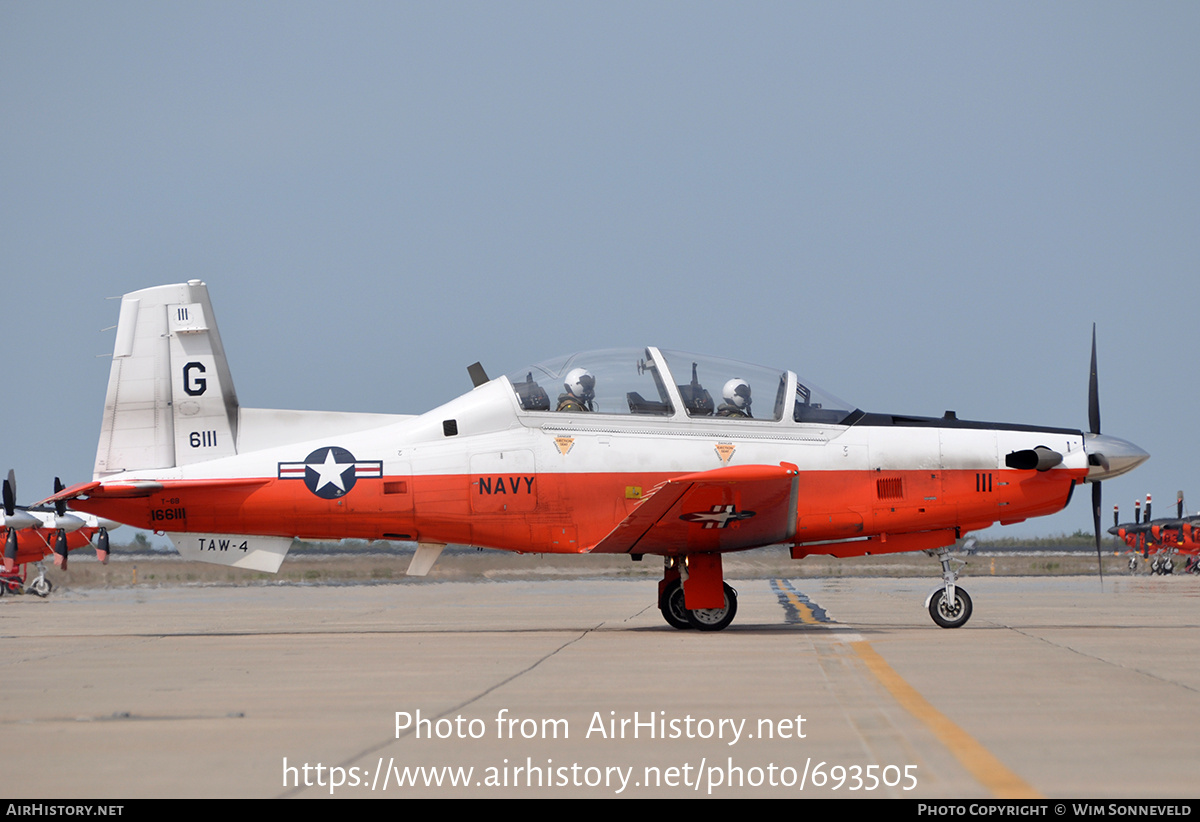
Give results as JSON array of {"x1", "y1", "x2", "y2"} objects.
[{"x1": 2, "y1": 575, "x2": 1198, "y2": 798}]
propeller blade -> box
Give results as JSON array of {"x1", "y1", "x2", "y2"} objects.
[
  {"x1": 3, "y1": 470, "x2": 15, "y2": 518},
  {"x1": 1093, "y1": 482, "x2": 1104, "y2": 588},
  {"x1": 53, "y1": 477, "x2": 65, "y2": 519},
  {"x1": 1088, "y1": 324, "x2": 1101, "y2": 436},
  {"x1": 1089, "y1": 325, "x2": 1103, "y2": 588},
  {"x1": 96, "y1": 528, "x2": 110, "y2": 565},
  {"x1": 4, "y1": 530, "x2": 16, "y2": 572},
  {"x1": 53, "y1": 529, "x2": 68, "y2": 570}
]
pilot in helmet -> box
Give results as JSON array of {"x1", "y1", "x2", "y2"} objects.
[
  {"x1": 716, "y1": 378, "x2": 752, "y2": 418},
  {"x1": 557, "y1": 367, "x2": 596, "y2": 412}
]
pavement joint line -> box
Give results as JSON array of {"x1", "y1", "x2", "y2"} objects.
[
  {"x1": 280, "y1": 623, "x2": 601, "y2": 798},
  {"x1": 1005, "y1": 625, "x2": 1200, "y2": 695}
]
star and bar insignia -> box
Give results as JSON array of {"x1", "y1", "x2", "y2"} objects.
[
  {"x1": 679, "y1": 504, "x2": 757, "y2": 529},
  {"x1": 278, "y1": 446, "x2": 382, "y2": 499}
]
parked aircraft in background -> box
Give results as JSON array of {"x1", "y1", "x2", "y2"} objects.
[
  {"x1": 45, "y1": 282, "x2": 1148, "y2": 628},
  {"x1": 1, "y1": 472, "x2": 118, "y2": 596},
  {"x1": 1110, "y1": 493, "x2": 1200, "y2": 574}
]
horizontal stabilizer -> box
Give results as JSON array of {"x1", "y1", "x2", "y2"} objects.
[
  {"x1": 588, "y1": 463, "x2": 799, "y2": 555},
  {"x1": 35, "y1": 481, "x2": 102, "y2": 506},
  {"x1": 37, "y1": 477, "x2": 271, "y2": 505},
  {"x1": 170, "y1": 532, "x2": 294, "y2": 573}
]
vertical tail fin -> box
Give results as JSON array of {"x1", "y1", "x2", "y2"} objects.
[{"x1": 94, "y1": 280, "x2": 239, "y2": 478}]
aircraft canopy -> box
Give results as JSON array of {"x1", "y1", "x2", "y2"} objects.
[{"x1": 504, "y1": 347, "x2": 855, "y2": 424}]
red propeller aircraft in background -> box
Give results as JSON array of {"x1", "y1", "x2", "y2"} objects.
[
  {"x1": 43, "y1": 281, "x2": 1148, "y2": 629},
  {"x1": 1110, "y1": 493, "x2": 1200, "y2": 574},
  {"x1": 1, "y1": 471, "x2": 118, "y2": 596}
]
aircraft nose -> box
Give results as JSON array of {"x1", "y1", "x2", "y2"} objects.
[{"x1": 1084, "y1": 433, "x2": 1149, "y2": 481}]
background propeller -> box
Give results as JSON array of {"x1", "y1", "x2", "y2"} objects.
[
  {"x1": 1, "y1": 472, "x2": 114, "y2": 572},
  {"x1": 3, "y1": 470, "x2": 39, "y2": 571},
  {"x1": 51, "y1": 477, "x2": 85, "y2": 569}
]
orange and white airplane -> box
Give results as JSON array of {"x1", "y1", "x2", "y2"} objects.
[
  {"x1": 1110, "y1": 493, "x2": 1200, "y2": 574},
  {"x1": 2, "y1": 472, "x2": 118, "y2": 596},
  {"x1": 46, "y1": 281, "x2": 1148, "y2": 629}
]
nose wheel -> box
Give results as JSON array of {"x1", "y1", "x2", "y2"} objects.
[
  {"x1": 926, "y1": 546, "x2": 973, "y2": 629},
  {"x1": 928, "y1": 587, "x2": 972, "y2": 628}
]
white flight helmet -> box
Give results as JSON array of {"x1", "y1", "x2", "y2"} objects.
[
  {"x1": 723, "y1": 378, "x2": 751, "y2": 409},
  {"x1": 565, "y1": 367, "x2": 596, "y2": 401}
]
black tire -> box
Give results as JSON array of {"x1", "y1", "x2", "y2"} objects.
[
  {"x1": 659, "y1": 580, "x2": 691, "y2": 630},
  {"x1": 685, "y1": 583, "x2": 738, "y2": 632},
  {"x1": 30, "y1": 578, "x2": 51, "y2": 598},
  {"x1": 929, "y1": 587, "x2": 972, "y2": 629}
]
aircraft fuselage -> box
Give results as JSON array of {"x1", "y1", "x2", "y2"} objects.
[{"x1": 73, "y1": 376, "x2": 1090, "y2": 558}]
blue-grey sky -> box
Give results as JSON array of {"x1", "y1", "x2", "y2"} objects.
[{"x1": 2, "y1": 2, "x2": 1197, "y2": 539}]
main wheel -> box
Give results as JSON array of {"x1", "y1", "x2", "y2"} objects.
[
  {"x1": 659, "y1": 580, "x2": 691, "y2": 630},
  {"x1": 29, "y1": 578, "x2": 51, "y2": 598},
  {"x1": 685, "y1": 583, "x2": 738, "y2": 632},
  {"x1": 929, "y1": 587, "x2": 972, "y2": 629}
]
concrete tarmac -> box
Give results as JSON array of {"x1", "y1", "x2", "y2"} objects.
[{"x1": 2, "y1": 574, "x2": 1198, "y2": 798}]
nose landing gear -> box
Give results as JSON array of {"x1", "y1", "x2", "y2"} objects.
[{"x1": 925, "y1": 546, "x2": 972, "y2": 629}]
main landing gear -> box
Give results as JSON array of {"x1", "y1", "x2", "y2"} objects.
[
  {"x1": 27, "y1": 564, "x2": 52, "y2": 598},
  {"x1": 925, "y1": 546, "x2": 972, "y2": 629},
  {"x1": 658, "y1": 557, "x2": 738, "y2": 631},
  {"x1": 1151, "y1": 554, "x2": 1175, "y2": 575}
]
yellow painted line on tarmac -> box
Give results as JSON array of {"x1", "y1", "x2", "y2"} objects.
[
  {"x1": 850, "y1": 640, "x2": 1042, "y2": 799},
  {"x1": 771, "y1": 579, "x2": 834, "y2": 625},
  {"x1": 774, "y1": 578, "x2": 1041, "y2": 797},
  {"x1": 780, "y1": 588, "x2": 822, "y2": 624}
]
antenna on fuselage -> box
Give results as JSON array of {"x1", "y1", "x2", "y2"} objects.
[{"x1": 467, "y1": 362, "x2": 490, "y2": 388}]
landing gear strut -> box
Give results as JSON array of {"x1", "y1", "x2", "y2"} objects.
[
  {"x1": 25, "y1": 562, "x2": 51, "y2": 597},
  {"x1": 925, "y1": 546, "x2": 972, "y2": 628}
]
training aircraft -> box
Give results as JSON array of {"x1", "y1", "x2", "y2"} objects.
[
  {"x1": 1110, "y1": 493, "x2": 1200, "y2": 574},
  {"x1": 44, "y1": 281, "x2": 1148, "y2": 629},
  {"x1": 1, "y1": 471, "x2": 118, "y2": 596}
]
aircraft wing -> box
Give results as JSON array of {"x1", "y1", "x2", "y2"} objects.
[{"x1": 588, "y1": 463, "x2": 799, "y2": 555}]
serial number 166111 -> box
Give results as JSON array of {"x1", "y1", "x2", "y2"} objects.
[{"x1": 151, "y1": 507, "x2": 186, "y2": 522}]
